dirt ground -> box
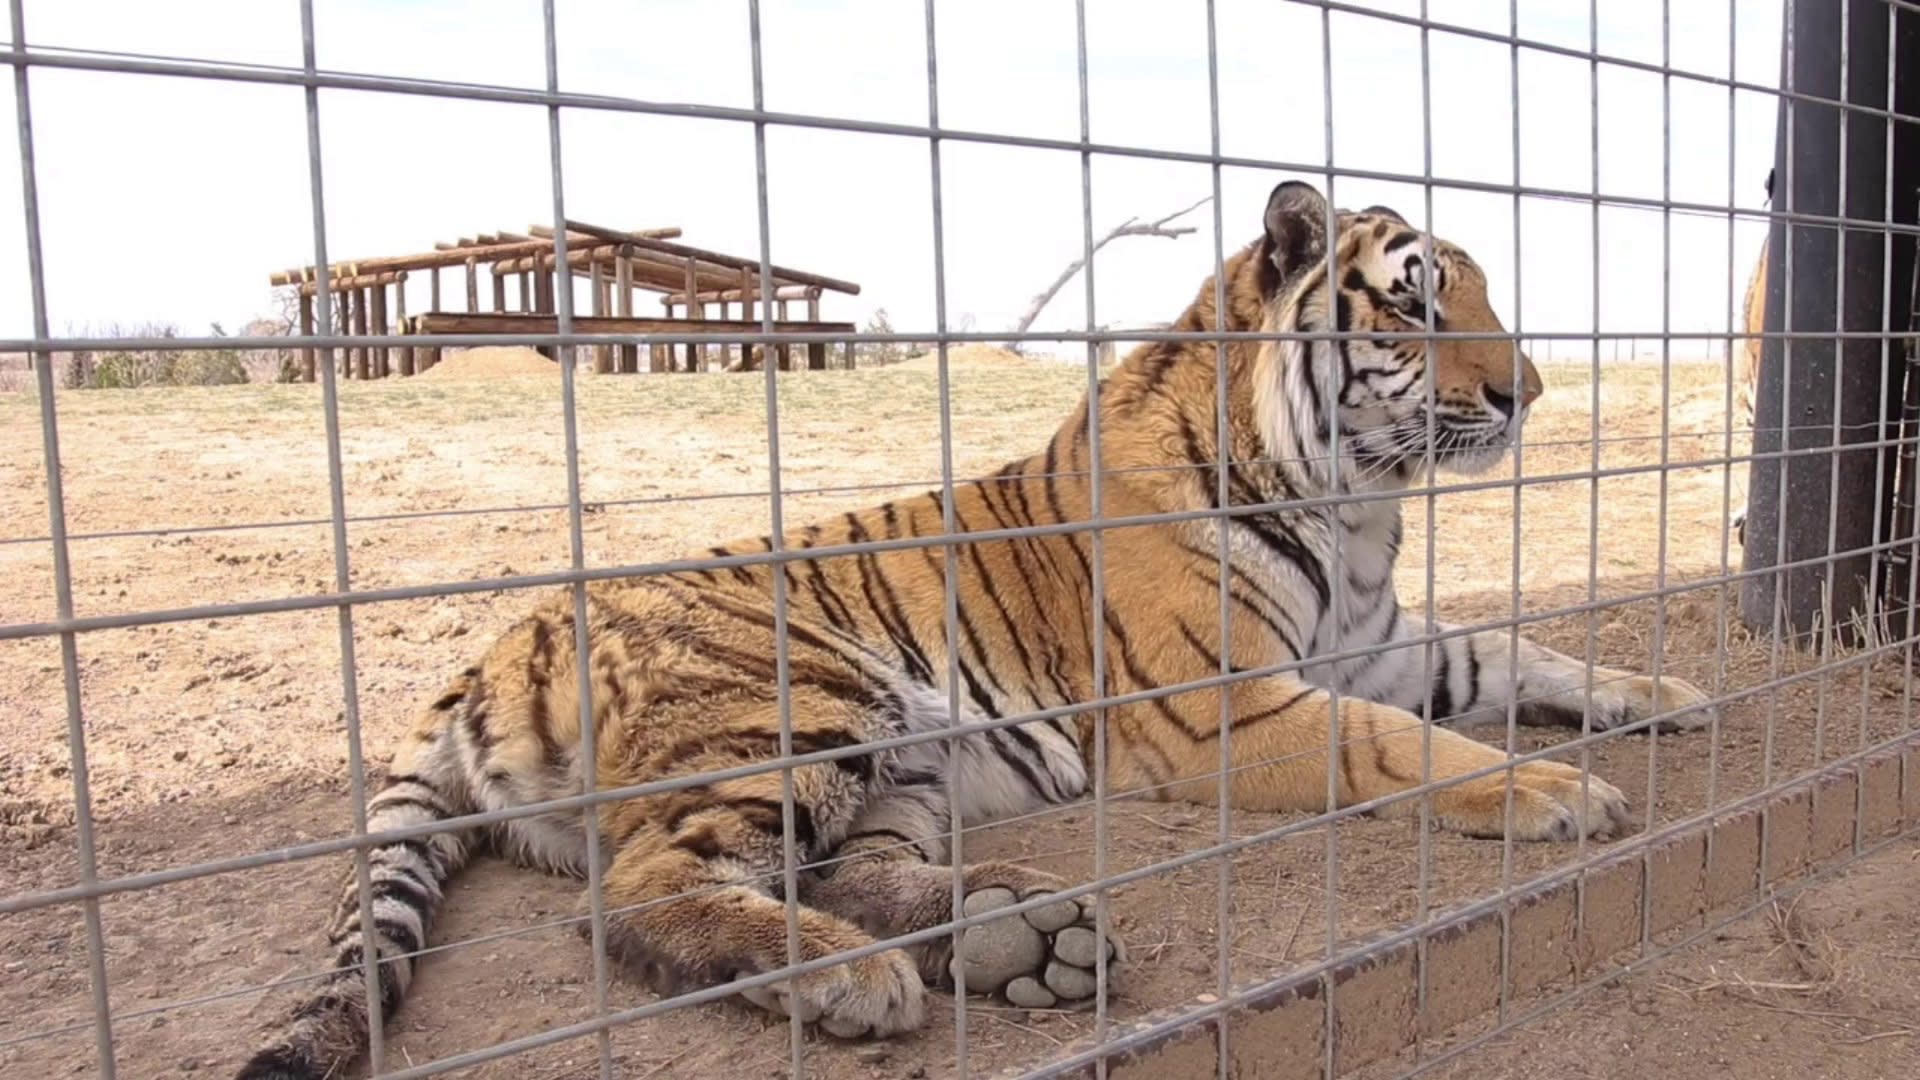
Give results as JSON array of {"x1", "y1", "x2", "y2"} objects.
[
  {"x1": 1351, "y1": 835, "x2": 1920, "y2": 1080},
  {"x1": 2, "y1": 347, "x2": 1917, "y2": 1079}
]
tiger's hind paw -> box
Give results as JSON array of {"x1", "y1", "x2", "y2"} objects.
[{"x1": 948, "y1": 883, "x2": 1124, "y2": 1010}]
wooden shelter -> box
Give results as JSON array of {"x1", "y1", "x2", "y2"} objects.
[{"x1": 269, "y1": 220, "x2": 861, "y2": 379}]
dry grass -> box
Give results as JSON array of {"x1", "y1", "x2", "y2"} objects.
[{"x1": 3, "y1": 352, "x2": 1916, "y2": 1080}]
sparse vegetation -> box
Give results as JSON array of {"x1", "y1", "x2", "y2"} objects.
[
  {"x1": 52, "y1": 311, "x2": 305, "y2": 390},
  {"x1": 852, "y1": 307, "x2": 911, "y2": 367}
]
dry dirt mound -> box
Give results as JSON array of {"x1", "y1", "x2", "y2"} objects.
[
  {"x1": 896, "y1": 343, "x2": 1036, "y2": 372},
  {"x1": 417, "y1": 346, "x2": 557, "y2": 380}
]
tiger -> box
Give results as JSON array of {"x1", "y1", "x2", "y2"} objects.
[
  {"x1": 1731, "y1": 167, "x2": 1773, "y2": 547},
  {"x1": 236, "y1": 180, "x2": 1714, "y2": 1080}
]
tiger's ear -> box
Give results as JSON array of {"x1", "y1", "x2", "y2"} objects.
[
  {"x1": 1361, "y1": 204, "x2": 1408, "y2": 224},
  {"x1": 1260, "y1": 181, "x2": 1329, "y2": 297}
]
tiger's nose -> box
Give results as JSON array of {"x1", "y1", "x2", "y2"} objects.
[
  {"x1": 1484, "y1": 384, "x2": 1519, "y2": 418},
  {"x1": 1484, "y1": 352, "x2": 1544, "y2": 416}
]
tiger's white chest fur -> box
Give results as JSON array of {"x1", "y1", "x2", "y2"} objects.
[{"x1": 1196, "y1": 494, "x2": 1411, "y2": 699}]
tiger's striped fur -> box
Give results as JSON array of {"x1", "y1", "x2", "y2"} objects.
[
  {"x1": 1732, "y1": 167, "x2": 1773, "y2": 546},
  {"x1": 236, "y1": 181, "x2": 1713, "y2": 1079}
]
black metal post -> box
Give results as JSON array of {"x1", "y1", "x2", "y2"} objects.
[{"x1": 1741, "y1": 0, "x2": 1920, "y2": 642}]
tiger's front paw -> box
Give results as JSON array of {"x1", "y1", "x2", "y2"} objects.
[
  {"x1": 948, "y1": 876, "x2": 1125, "y2": 1011},
  {"x1": 1508, "y1": 761, "x2": 1631, "y2": 841},
  {"x1": 740, "y1": 947, "x2": 926, "y2": 1039},
  {"x1": 1608, "y1": 673, "x2": 1716, "y2": 734}
]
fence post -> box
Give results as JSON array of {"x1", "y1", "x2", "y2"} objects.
[{"x1": 1740, "y1": 0, "x2": 1920, "y2": 642}]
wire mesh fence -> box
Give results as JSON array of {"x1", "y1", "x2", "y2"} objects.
[{"x1": 4, "y1": 1, "x2": 1919, "y2": 1079}]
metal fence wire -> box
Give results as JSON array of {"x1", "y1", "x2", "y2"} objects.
[{"x1": 4, "y1": 1, "x2": 1920, "y2": 1079}]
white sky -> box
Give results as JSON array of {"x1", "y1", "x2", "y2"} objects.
[{"x1": 0, "y1": 0, "x2": 1785, "y2": 356}]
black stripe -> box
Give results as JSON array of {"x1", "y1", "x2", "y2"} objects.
[
  {"x1": 803, "y1": 557, "x2": 860, "y2": 635},
  {"x1": 1193, "y1": 566, "x2": 1304, "y2": 659},
  {"x1": 367, "y1": 795, "x2": 450, "y2": 823},
  {"x1": 1006, "y1": 457, "x2": 1074, "y2": 592},
  {"x1": 1427, "y1": 645, "x2": 1454, "y2": 721},
  {"x1": 841, "y1": 827, "x2": 920, "y2": 849},
  {"x1": 671, "y1": 824, "x2": 725, "y2": 859},
  {"x1": 1104, "y1": 611, "x2": 1207, "y2": 740},
  {"x1": 383, "y1": 837, "x2": 443, "y2": 871},
  {"x1": 1234, "y1": 687, "x2": 1318, "y2": 731},
  {"x1": 1042, "y1": 433, "x2": 1094, "y2": 582},
  {"x1": 1383, "y1": 229, "x2": 1421, "y2": 255},
  {"x1": 988, "y1": 726, "x2": 1063, "y2": 801},
  {"x1": 370, "y1": 873, "x2": 437, "y2": 919},
  {"x1": 735, "y1": 796, "x2": 817, "y2": 851},
  {"x1": 525, "y1": 683, "x2": 563, "y2": 770},
  {"x1": 845, "y1": 511, "x2": 935, "y2": 683},
  {"x1": 1235, "y1": 513, "x2": 1331, "y2": 610},
  {"x1": 712, "y1": 545, "x2": 756, "y2": 586},
  {"x1": 525, "y1": 617, "x2": 554, "y2": 688},
  {"x1": 973, "y1": 477, "x2": 1053, "y2": 653},
  {"x1": 1459, "y1": 635, "x2": 1481, "y2": 713},
  {"x1": 462, "y1": 677, "x2": 495, "y2": 749},
  {"x1": 1178, "y1": 620, "x2": 1231, "y2": 673},
  {"x1": 961, "y1": 532, "x2": 1039, "y2": 685}
]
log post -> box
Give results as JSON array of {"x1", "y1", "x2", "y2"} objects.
[
  {"x1": 737, "y1": 267, "x2": 754, "y2": 376},
  {"x1": 590, "y1": 258, "x2": 611, "y2": 374},
  {"x1": 774, "y1": 298, "x2": 792, "y2": 371},
  {"x1": 535, "y1": 268, "x2": 554, "y2": 359},
  {"x1": 806, "y1": 293, "x2": 826, "y2": 371},
  {"x1": 395, "y1": 278, "x2": 414, "y2": 376},
  {"x1": 369, "y1": 284, "x2": 389, "y2": 378},
  {"x1": 492, "y1": 266, "x2": 507, "y2": 312},
  {"x1": 430, "y1": 267, "x2": 441, "y2": 312},
  {"x1": 339, "y1": 288, "x2": 356, "y2": 378},
  {"x1": 518, "y1": 270, "x2": 531, "y2": 312},
  {"x1": 684, "y1": 258, "x2": 702, "y2": 372},
  {"x1": 465, "y1": 257, "x2": 479, "y2": 312},
  {"x1": 615, "y1": 248, "x2": 635, "y2": 372},
  {"x1": 297, "y1": 292, "x2": 316, "y2": 382},
  {"x1": 352, "y1": 287, "x2": 370, "y2": 380}
]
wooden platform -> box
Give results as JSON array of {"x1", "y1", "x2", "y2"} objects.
[{"x1": 405, "y1": 313, "x2": 856, "y2": 372}]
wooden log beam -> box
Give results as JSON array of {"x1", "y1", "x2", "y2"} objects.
[
  {"x1": 272, "y1": 229, "x2": 672, "y2": 285},
  {"x1": 294, "y1": 269, "x2": 408, "y2": 296},
  {"x1": 552, "y1": 219, "x2": 861, "y2": 295},
  {"x1": 661, "y1": 283, "x2": 820, "y2": 305},
  {"x1": 408, "y1": 312, "x2": 856, "y2": 337},
  {"x1": 495, "y1": 243, "x2": 745, "y2": 293}
]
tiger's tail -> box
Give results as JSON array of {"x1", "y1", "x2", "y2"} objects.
[{"x1": 237, "y1": 715, "x2": 477, "y2": 1080}]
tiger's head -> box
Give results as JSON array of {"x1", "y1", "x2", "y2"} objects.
[{"x1": 1248, "y1": 180, "x2": 1541, "y2": 492}]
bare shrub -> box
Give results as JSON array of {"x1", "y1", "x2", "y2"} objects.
[
  {"x1": 853, "y1": 307, "x2": 910, "y2": 367},
  {"x1": 63, "y1": 322, "x2": 249, "y2": 389}
]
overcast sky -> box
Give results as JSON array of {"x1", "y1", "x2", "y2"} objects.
[{"x1": 1, "y1": 0, "x2": 1785, "y2": 356}]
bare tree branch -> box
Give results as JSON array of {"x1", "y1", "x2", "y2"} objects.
[{"x1": 1011, "y1": 194, "x2": 1212, "y2": 339}]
